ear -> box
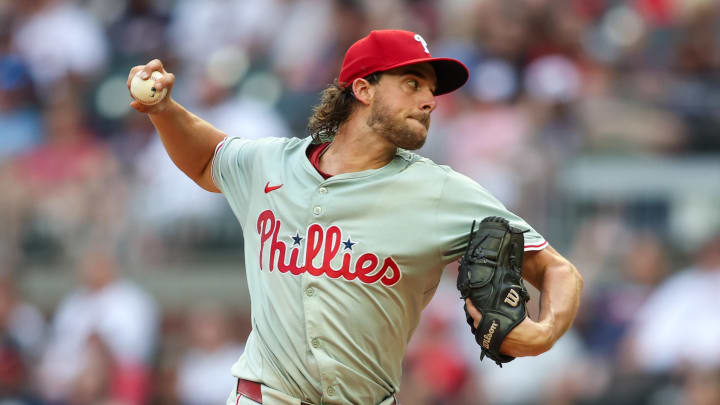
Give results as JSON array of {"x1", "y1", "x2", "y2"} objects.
[{"x1": 351, "y1": 77, "x2": 374, "y2": 106}]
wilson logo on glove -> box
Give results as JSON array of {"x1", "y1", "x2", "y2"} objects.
[{"x1": 482, "y1": 320, "x2": 499, "y2": 349}]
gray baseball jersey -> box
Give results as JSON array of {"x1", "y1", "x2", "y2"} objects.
[{"x1": 212, "y1": 136, "x2": 547, "y2": 404}]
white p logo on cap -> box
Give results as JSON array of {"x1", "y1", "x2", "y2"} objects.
[{"x1": 414, "y1": 34, "x2": 430, "y2": 55}]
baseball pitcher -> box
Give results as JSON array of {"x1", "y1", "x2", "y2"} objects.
[{"x1": 127, "y1": 30, "x2": 583, "y2": 405}]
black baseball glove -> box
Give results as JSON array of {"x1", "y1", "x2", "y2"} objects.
[{"x1": 457, "y1": 216, "x2": 529, "y2": 366}]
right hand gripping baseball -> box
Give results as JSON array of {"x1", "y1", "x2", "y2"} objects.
[
  {"x1": 127, "y1": 59, "x2": 175, "y2": 114},
  {"x1": 457, "y1": 216, "x2": 530, "y2": 366}
]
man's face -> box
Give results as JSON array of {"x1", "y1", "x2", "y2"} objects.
[{"x1": 366, "y1": 63, "x2": 438, "y2": 150}]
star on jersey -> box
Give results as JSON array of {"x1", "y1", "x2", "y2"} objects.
[
  {"x1": 342, "y1": 238, "x2": 356, "y2": 251},
  {"x1": 292, "y1": 233, "x2": 303, "y2": 246}
]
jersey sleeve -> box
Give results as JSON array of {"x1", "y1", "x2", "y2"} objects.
[
  {"x1": 211, "y1": 136, "x2": 255, "y2": 208},
  {"x1": 436, "y1": 168, "x2": 547, "y2": 263}
]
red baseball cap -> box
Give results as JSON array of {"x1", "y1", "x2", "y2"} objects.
[{"x1": 339, "y1": 30, "x2": 469, "y2": 96}]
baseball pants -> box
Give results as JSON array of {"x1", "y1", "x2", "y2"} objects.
[{"x1": 226, "y1": 379, "x2": 398, "y2": 405}]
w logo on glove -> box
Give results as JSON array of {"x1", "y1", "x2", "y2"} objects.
[{"x1": 504, "y1": 289, "x2": 521, "y2": 307}]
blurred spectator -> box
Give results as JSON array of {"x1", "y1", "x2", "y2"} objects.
[
  {"x1": 567, "y1": 232, "x2": 671, "y2": 403},
  {"x1": 37, "y1": 248, "x2": 159, "y2": 405},
  {"x1": 577, "y1": 233, "x2": 668, "y2": 358},
  {"x1": 0, "y1": 89, "x2": 125, "y2": 265},
  {"x1": 11, "y1": 0, "x2": 109, "y2": 93},
  {"x1": 443, "y1": 99, "x2": 546, "y2": 211},
  {"x1": 187, "y1": 70, "x2": 291, "y2": 141},
  {"x1": 0, "y1": 26, "x2": 42, "y2": 162},
  {"x1": 400, "y1": 270, "x2": 477, "y2": 405},
  {"x1": 175, "y1": 303, "x2": 244, "y2": 405},
  {"x1": 272, "y1": 0, "x2": 369, "y2": 91},
  {"x1": 567, "y1": 211, "x2": 632, "y2": 292},
  {"x1": 269, "y1": 0, "x2": 334, "y2": 91},
  {"x1": 65, "y1": 333, "x2": 115, "y2": 405},
  {"x1": 665, "y1": 4, "x2": 720, "y2": 152},
  {"x1": 473, "y1": 0, "x2": 533, "y2": 63},
  {"x1": 106, "y1": 0, "x2": 171, "y2": 65},
  {"x1": 678, "y1": 367, "x2": 720, "y2": 405},
  {"x1": 125, "y1": 131, "x2": 227, "y2": 264},
  {"x1": 0, "y1": 272, "x2": 45, "y2": 405},
  {"x1": 578, "y1": 84, "x2": 687, "y2": 153},
  {"x1": 270, "y1": 0, "x2": 370, "y2": 133},
  {"x1": 0, "y1": 335, "x2": 33, "y2": 404},
  {"x1": 109, "y1": 109, "x2": 156, "y2": 170},
  {"x1": 168, "y1": 0, "x2": 282, "y2": 73},
  {"x1": 476, "y1": 329, "x2": 589, "y2": 405},
  {"x1": 0, "y1": 271, "x2": 46, "y2": 362},
  {"x1": 624, "y1": 232, "x2": 720, "y2": 373}
]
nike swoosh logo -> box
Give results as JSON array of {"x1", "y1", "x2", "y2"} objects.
[{"x1": 264, "y1": 182, "x2": 283, "y2": 193}]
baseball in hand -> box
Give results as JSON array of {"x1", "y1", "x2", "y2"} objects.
[{"x1": 130, "y1": 71, "x2": 167, "y2": 105}]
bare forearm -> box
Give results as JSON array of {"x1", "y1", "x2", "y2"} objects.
[
  {"x1": 127, "y1": 60, "x2": 224, "y2": 192},
  {"x1": 149, "y1": 99, "x2": 225, "y2": 190},
  {"x1": 537, "y1": 261, "x2": 583, "y2": 346},
  {"x1": 499, "y1": 247, "x2": 584, "y2": 357}
]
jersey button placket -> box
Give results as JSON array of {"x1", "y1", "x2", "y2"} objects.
[
  {"x1": 313, "y1": 186, "x2": 327, "y2": 218},
  {"x1": 300, "y1": 269, "x2": 318, "y2": 378}
]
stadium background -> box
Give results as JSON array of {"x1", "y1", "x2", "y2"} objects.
[{"x1": 1, "y1": 0, "x2": 720, "y2": 404}]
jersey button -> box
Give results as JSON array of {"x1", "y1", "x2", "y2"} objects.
[
  {"x1": 311, "y1": 338, "x2": 320, "y2": 348},
  {"x1": 319, "y1": 187, "x2": 327, "y2": 194},
  {"x1": 313, "y1": 206, "x2": 322, "y2": 216},
  {"x1": 305, "y1": 287, "x2": 314, "y2": 297},
  {"x1": 326, "y1": 386, "x2": 335, "y2": 396}
]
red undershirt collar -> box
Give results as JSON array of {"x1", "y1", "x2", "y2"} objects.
[{"x1": 307, "y1": 142, "x2": 333, "y2": 179}]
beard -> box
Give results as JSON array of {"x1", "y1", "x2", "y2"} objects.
[{"x1": 366, "y1": 93, "x2": 430, "y2": 150}]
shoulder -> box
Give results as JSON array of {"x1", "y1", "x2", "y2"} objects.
[
  {"x1": 395, "y1": 150, "x2": 494, "y2": 198},
  {"x1": 223, "y1": 135, "x2": 303, "y2": 149},
  {"x1": 396, "y1": 149, "x2": 457, "y2": 180},
  {"x1": 250, "y1": 136, "x2": 308, "y2": 152},
  {"x1": 219, "y1": 136, "x2": 308, "y2": 160}
]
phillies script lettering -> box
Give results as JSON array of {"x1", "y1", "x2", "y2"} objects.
[{"x1": 256, "y1": 210, "x2": 402, "y2": 287}]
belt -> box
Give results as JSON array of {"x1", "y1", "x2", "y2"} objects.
[
  {"x1": 236, "y1": 379, "x2": 399, "y2": 405},
  {"x1": 236, "y1": 379, "x2": 313, "y2": 405}
]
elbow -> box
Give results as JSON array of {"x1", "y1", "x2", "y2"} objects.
[
  {"x1": 571, "y1": 262, "x2": 584, "y2": 293},
  {"x1": 557, "y1": 258, "x2": 583, "y2": 294},
  {"x1": 520, "y1": 328, "x2": 556, "y2": 357},
  {"x1": 192, "y1": 153, "x2": 221, "y2": 193},
  {"x1": 562, "y1": 261, "x2": 584, "y2": 313},
  {"x1": 529, "y1": 340, "x2": 554, "y2": 357},
  {"x1": 525, "y1": 323, "x2": 562, "y2": 357}
]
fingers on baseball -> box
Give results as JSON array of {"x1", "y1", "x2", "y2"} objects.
[
  {"x1": 127, "y1": 59, "x2": 174, "y2": 108},
  {"x1": 465, "y1": 298, "x2": 483, "y2": 328},
  {"x1": 127, "y1": 65, "x2": 145, "y2": 90},
  {"x1": 155, "y1": 72, "x2": 174, "y2": 91},
  {"x1": 143, "y1": 59, "x2": 164, "y2": 76},
  {"x1": 143, "y1": 60, "x2": 174, "y2": 90}
]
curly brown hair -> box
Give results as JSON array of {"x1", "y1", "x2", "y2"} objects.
[{"x1": 307, "y1": 73, "x2": 380, "y2": 143}]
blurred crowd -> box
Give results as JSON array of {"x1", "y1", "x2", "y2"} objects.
[{"x1": 1, "y1": 0, "x2": 720, "y2": 404}]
